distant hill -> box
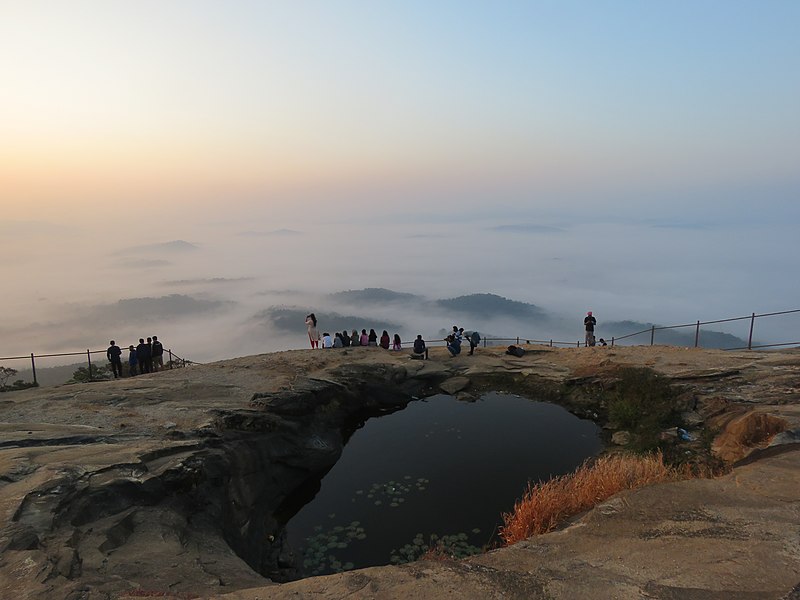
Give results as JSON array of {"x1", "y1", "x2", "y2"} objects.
[
  {"x1": 604, "y1": 320, "x2": 748, "y2": 349},
  {"x1": 87, "y1": 294, "x2": 231, "y2": 326},
  {"x1": 328, "y1": 288, "x2": 421, "y2": 303},
  {"x1": 434, "y1": 294, "x2": 547, "y2": 320},
  {"x1": 256, "y1": 307, "x2": 401, "y2": 335},
  {"x1": 117, "y1": 240, "x2": 199, "y2": 254}
]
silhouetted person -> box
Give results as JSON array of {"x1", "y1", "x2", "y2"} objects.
[
  {"x1": 341, "y1": 330, "x2": 351, "y2": 347},
  {"x1": 351, "y1": 329, "x2": 360, "y2": 346},
  {"x1": 368, "y1": 329, "x2": 378, "y2": 346},
  {"x1": 136, "y1": 338, "x2": 152, "y2": 374},
  {"x1": 466, "y1": 330, "x2": 481, "y2": 355},
  {"x1": 107, "y1": 341, "x2": 122, "y2": 378},
  {"x1": 392, "y1": 333, "x2": 402, "y2": 350},
  {"x1": 128, "y1": 345, "x2": 138, "y2": 376},
  {"x1": 151, "y1": 335, "x2": 164, "y2": 371},
  {"x1": 412, "y1": 335, "x2": 428, "y2": 360},
  {"x1": 584, "y1": 311, "x2": 597, "y2": 346}
]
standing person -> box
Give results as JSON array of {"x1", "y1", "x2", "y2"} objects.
[
  {"x1": 412, "y1": 335, "x2": 429, "y2": 360},
  {"x1": 305, "y1": 313, "x2": 320, "y2": 349},
  {"x1": 584, "y1": 311, "x2": 597, "y2": 346},
  {"x1": 392, "y1": 333, "x2": 402, "y2": 351},
  {"x1": 106, "y1": 341, "x2": 123, "y2": 378},
  {"x1": 466, "y1": 330, "x2": 481, "y2": 355},
  {"x1": 128, "y1": 345, "x2": 138, "y2": 376},
  {"x1": 145, "y1": 337, "x2": 154, "y2": 373},
  {"x1": 151, "y1": 335, "x2": 164, "y2": 371},
  {"x1": 368, "y1": 329, "x2": 378, "y2": 347},
  {"x1": 136, "y1": 338, "x2": 152, "y2": 374}
]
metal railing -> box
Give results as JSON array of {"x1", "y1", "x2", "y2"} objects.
[
  {"x1": 608, "y1": 309, "x2": 800, "y2": 350},
  {"x1": 0, "y1": 347, "x2": 198, "y2": 387}
]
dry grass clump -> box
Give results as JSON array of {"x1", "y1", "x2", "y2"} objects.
[{"x1": 500, "y1": 452, "x2": 690, "y2": 545}]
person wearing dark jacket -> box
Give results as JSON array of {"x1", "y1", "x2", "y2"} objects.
[
  {"x1": 128, "y1": 345, "x2": 138, "y2": 375},
  {"x1": 136, "y1": 338, "x2": 152, "y2": 374},
  {"x1": 584, "y1": 311, "x2": 597, "y2": 347},
  {"x1": 368, "y1": 329, "x2": 378, "y2": 346},
  {"x1": 107, "y1": 341, "x2": 123, "y2": 378},
  {"x1": 151, "y1": 335, "x2": 164, "y2": 371},
  {"x1": 412, "y1": 335, "x2": 428, "y2": 360}
]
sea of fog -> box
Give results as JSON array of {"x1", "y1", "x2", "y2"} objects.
[{"x1": 1, "y1": 214, "x2": 798, "y2": 368}]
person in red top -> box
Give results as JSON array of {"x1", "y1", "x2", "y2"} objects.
[{"x1": 379, "y1": 330, "x2": 390, "y2": 349}]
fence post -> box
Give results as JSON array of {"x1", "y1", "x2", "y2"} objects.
[
  {"x1": 748, "y1": 312, "x2": 755, "y2": 350},
  {"x1": 694, "y1": 321, "x2": 700, "y2": 348},
  {"x1": 549, "y1": 339, "x2": 553, "y2": 347},
  {"x1": 650, "y1": 326, "x2": 655, "y2": 346},
  {"x1": 168, "y1": 349, "x2": 173, "y2": 369},
  {"x1": 87, "y1": 349, "x2": 93, "y2": 381},
  {"x1": 516, "y1": 337, "x2": 519, "y2": 345},
  {"x1": 611, "y1": 337, "x2": 615, "y2": 347},
  {"x1": 30, "y1": 353, "x2": 37, "y2": 386}
]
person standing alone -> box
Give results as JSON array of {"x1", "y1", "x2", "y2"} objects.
[
  {"x1": 305, "y1": 313, "x2": 320, "y2": 348},
  {"x1": 107, "y1": 341, "x2": 123, "y2": 378},
  {"x1": 584, "y1": 311, "x2": 597, "y2": 346}
]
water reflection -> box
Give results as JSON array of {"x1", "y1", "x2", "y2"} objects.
[{"x1": 284, "y1": 392, "x2": 602, "y2": 577}]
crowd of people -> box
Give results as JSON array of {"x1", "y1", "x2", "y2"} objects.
[
  {"x1": 106, "y1": 336, "x2": 165, "y2": 378},
  {"x1": 304, "y1": 313, "x2": 482, "y2": 360}
]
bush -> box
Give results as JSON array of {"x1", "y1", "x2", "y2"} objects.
[
  {"x1": 607, "y1": 367, "x2": 679, "y2": 450},
  {"x1": 500, "y1": 452, "x2": 689, "y2": 545}
]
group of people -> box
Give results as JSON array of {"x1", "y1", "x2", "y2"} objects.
[
  {"x1": 305, "y1": 315, "x2": 406, "y2": 351},
  {"x1": 445, "y1": 326, "x2": 481, "y2": 357},
  {"x1": 106, "y1": 336, "x2": 165, "y2": 378},
  {"x1": 305, "y1": 314, "x2": 481, "y2": 359}
]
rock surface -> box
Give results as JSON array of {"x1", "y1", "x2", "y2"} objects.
[{"x1": 0, "y1": 344, "x2": 798, "y2": 599}]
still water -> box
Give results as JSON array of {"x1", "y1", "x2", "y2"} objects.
[{"x1": 284, "y1": 392, "x2": 602, "y2": 577}]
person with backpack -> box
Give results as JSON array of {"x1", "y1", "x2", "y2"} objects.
[
  {"x1": 465, "y1": 330, "x2": 481, "y2": 355},
  {"x1": 106, "y1": 341, "x2": 123, "y2": 378}
]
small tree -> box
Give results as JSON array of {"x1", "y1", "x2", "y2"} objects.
[
  {"x1": 68, "y1": 364, "x2": 111, "y2": 383},
  {"x1": 0, "y1": 366, "x2": 18, "y2": 388}
]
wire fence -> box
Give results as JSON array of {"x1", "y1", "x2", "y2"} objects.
[
  {"x1": 2, "y1": 308, "x2": 798, "y2": 388},
  {"x1": 400, "y1": 308, "x2": 800, "y2": 351},
  {"x1": 0, "y1": 346, "x2": 197, "y2": 388}
]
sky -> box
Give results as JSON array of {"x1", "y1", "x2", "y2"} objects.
[{"x1": 1, "y1": 1, "x2": 799, "y2": 366}]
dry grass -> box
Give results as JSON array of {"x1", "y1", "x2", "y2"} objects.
[{"x1": 500, "y1": 452, "x2": 694, "y2": 545}]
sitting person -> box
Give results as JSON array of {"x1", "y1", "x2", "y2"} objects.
[
  {"x1": 368, "y1": 328, "x2": 378, "y2": 346},
  {"x1": 351, "y1": 329, "x2": 360, "y2": 346},
  {"x1": 340, "y1": 330, "x2": 351, "y2": 347},
  {"x1": 333, "y1": 332, "x2": 344, "y2": 348},
  {"x1": 412, "y1": 334, "x2": 429, "y2": 360},
  {"x1": 379, "y1": 330, "x2": 390, "y2": 349},
  {"x1": 392, "y1": 333, "x2": 402, "y2": 351},
  {"x1": 322, "y1": 332, "x2": 333, "y2": 348},
  {"x1": 598, "y1": 338, "x2": 608, "y2": 346},
  {"x1": 446, "y1": 334, "x2": 461, "y2": 357},
  {"x1": 360, "y1": 329, "x2": 369, "y2": 346}
]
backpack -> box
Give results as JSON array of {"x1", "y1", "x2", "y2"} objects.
[{"x1": 506, "y1": 345, "x2": 525, "y2": 358}]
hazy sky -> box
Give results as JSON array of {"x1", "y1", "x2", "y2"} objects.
[{"x1": 1, "y1": 1, "x2": 799, "y2": 363}]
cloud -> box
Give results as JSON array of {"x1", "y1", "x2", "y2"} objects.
[
  {"x1": 327, "y1": 288, "x2": 421, "y2": 303},
  {"x1": 489, "y1": 224, "x2": 564, "y2": 234},
  {"x1": 158, "y1": 277, "x2": 254, "y2": 287},
  {"x1": 115, "y1": 240, "x2": 199, "y2": 255},
  {"x1": 238, "y1": 229, "x2": 303, "y2": 237},
  {"x1": 115, "y1": 258, "x2": 172, "y2": 269},
  {"x1": 435, "y1": 294, "x2": 548, "y2": 320}
]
